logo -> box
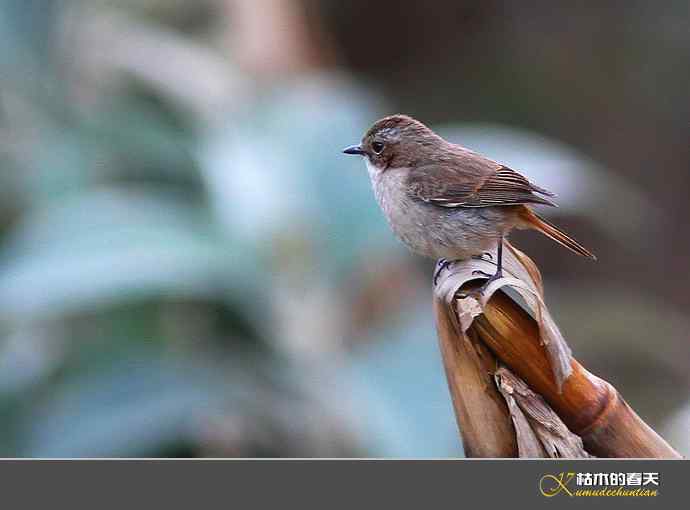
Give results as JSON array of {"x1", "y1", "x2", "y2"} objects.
[
  {"x1": 539, "y1": 472, "x2": 575, "y2": 497},
  {"x1": 539, "y1": 471, "x2": 659, "y2": 498}
]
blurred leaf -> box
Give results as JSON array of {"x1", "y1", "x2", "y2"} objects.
[
  {"x1": 19, "y1": 353, "x2": 226, "y2": 457},
  {"x1": 0, "y1": 189, "x2": 261, "y2": 322},
  {"x1": 198, "y1": 82, "x2": 396, "y2": 278},
  {"x1": 346, "y1": 302, "x2": 461, "y2": 457}
]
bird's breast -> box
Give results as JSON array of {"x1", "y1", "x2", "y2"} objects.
[
  {"x1": 367, "y1": 163, "x2": 440, "y2": 257},
  {"x1": 365, "y1": 161, "x2": 508, "y2": 259}
]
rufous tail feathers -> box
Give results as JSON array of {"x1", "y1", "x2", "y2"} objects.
[{"x1": 519, "y1": 207, "x2": 596, "y2": 260}]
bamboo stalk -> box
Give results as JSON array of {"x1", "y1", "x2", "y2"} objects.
[
  {"x1": 433, "y1": 243, "x2": 682, "y2": 459},
  {"x1": 434, "y1": 299, "x2": 517, "y2": 457},
  {"x1": 473, "y1": 289, "x2": 681, "y2": 458}
]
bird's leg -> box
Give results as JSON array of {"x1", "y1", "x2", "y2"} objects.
[
  {"x1": 433, "y1": 258, "x2": 454, "y2": 285},
  {"x1": 472, "y1": 239, "x2": 504, "y2": 291},
  {"x1": 492, "y1": 239, "x2": 504, "y2": 280}
]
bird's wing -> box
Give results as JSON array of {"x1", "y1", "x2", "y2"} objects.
[{"x1": 407, "y1": 162, "x2": 557, "y2": 208}]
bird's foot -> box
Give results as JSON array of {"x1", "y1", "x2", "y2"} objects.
[
  {"x1": 433, "y1": 258, "x2": 455, "y2": 286},
  {"x1": 471, "y1": 269, "x2": 492, "y2": 278},
  {"x1": 471, "y1": 252, "x2": 493, "y2": 261},
  {"x1": 470, "y1": 269, "x2": 504, "y2": 295}
]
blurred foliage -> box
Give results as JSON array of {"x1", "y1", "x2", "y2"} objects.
[
  {"x1": 0, "y1": 0, "x2": 456, "y2": 457},
  {"x1": 0, "y1": 0, "x2": 688, "y2": 457}
]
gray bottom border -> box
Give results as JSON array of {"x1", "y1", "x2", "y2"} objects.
[{"x1": 0, "y1": 459, "x2": 685, "y2": 508}]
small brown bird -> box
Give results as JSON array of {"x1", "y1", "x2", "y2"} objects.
[{"x1": 343, "y1": 114, "x2": 595, "y2": 286}]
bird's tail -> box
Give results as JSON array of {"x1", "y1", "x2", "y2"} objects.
[{"x1": 519, "y1": 207, "x2": 596, "y2": 260}]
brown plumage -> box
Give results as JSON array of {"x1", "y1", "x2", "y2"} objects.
[
  {"x1": 407, "y1": 165, "x2": 558, "y2": 208},
  {"x1": 344, "y1": 114, "x2": 595, "y2": 285}
]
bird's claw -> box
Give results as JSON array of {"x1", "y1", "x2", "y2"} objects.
[
  {"x1": 468, "y1": 269, "x2": 505, "y2": 295},
  {"x1": 471, "y1": 252, "x2": 493, "y2": 261},
  {"x1": 433, "y1": 258, "x2": 454, "y2": 286},
  {"x1": 472, "y1": 270, "x2": 493, "y2": 278}
]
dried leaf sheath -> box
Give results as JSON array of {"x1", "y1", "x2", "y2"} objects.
[
  {"x1": 434, "y1": 241, "x2": 572, "y2": 391},
  {"x1": 495, "y1": 366, "x2": 591, "y2": 458}
]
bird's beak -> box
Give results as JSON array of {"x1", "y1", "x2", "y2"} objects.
[{"x1": 342, "y1": 144, "x2": 364, "y2": 156}]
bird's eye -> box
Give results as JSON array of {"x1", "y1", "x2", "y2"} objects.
[{"x1": 372, "y1": 141, "x2": 385, "y2": 154}]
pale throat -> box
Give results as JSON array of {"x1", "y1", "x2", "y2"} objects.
[{"x1": 364, "y1": 158, "x2": 385, "y2": 181}]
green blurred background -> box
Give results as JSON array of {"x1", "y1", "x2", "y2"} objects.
[{"x1": 0, "y1": 0, "x2": 688, "y2": 457}]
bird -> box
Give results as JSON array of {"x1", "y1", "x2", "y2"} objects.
[{"x1": 342, "y1": 114, "x2": 595, "y2": 287}]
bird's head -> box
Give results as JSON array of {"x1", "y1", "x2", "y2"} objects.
[{"x1": 343, "y1": 114, "x2": 444, "y2": 171}]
